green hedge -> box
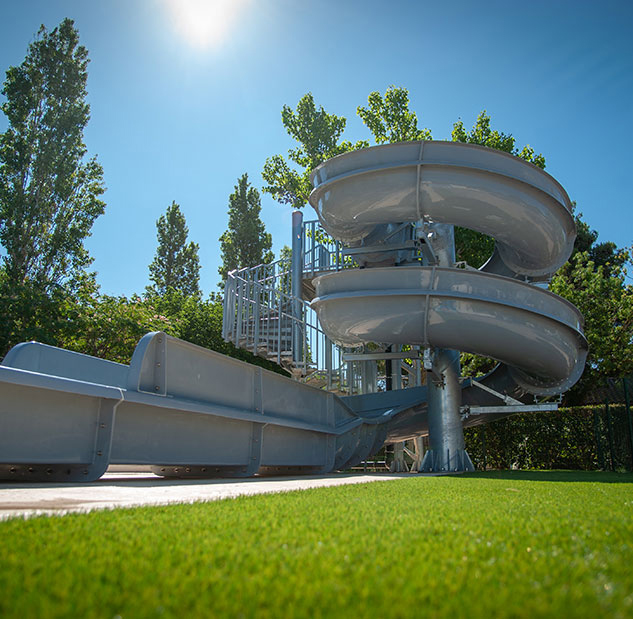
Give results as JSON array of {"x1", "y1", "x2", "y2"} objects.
[{"x1": 464, "y1": 405, "x2": 633, "y2": 471}]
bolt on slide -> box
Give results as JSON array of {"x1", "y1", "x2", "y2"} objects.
[{"x1": 0, "y1": 141, "x2": 586, "y2": 480}]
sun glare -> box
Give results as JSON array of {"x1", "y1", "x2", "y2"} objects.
[{"x1": 165, "y1": 0, "x2": 248, "y2": 50}]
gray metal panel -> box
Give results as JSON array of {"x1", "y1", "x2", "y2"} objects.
[
  {"x1": 0, "y1": 380, "x2": 101, "y2": 463},
  {"x1": 0, "y1": 366, "x2": 122, "y2": 481},
  {"x1": 260, "y1": 426, "x2": 328, "y2": 466},
  {"x1": 110, "y1": 401, "x2": 253, "y2": 465},
  {"x1": 3, "y1": 341, "x2": 128, "y2": 388}
]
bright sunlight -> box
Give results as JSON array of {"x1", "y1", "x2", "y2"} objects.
[{"x1": 164, "y1": 0, "x2": 249, "y2": 50}]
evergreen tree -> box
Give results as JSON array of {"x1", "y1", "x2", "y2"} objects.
[
  {"x1": 218, "y1": 173, "x2": 274, "y2": 285},
  {"x1": 0, "y1": 18, "x2": 105, "y2": 291},
  {"x1": 148, "y1": 201, "x2": 200, "y2": 296}
]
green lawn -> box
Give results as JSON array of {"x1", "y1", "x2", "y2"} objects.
[{"x1": 1, "y1": 471, "x2": 632, "y2": 618}]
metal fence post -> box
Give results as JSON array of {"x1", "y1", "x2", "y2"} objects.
[
  {"x1": 605, "y1": 398, "x2": 616, "y2": 471},
  {"x1": 622, "y1": 378, "x2": 633, "y2": 470},
  {"x1": 593, "y1": 409, "x2": 605, "y2": 470}
]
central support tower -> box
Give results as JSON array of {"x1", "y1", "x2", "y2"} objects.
[{"x1": 418, "y1": 222, "x2": 474, "y2": 472}]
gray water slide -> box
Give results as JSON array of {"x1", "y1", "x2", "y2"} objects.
[
  {"x1": 0, "y1": 141, "x2": 586, "y2": 480},
  {"x1": 308, "y1": 141, "x2": 587, "y2": 449}
]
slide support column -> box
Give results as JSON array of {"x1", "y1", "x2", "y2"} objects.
[{"x1": 420, "y1": 223, "x2": 474, "y2": 473}]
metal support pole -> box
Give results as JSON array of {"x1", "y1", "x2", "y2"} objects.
[
  {"x1": 622, "y1": 377, "x2": 633, "y2": 470},
  {"x1": 420, "y1": 223, "x2": 473, "y2": 473},
  {"x1": 325, "y1": 336, "x2": 332, "y2": 391},
  {"x1": 482, "y1": 424, "x2": 487, "y2": 471},
  {"x1": 391, "y1": 345, "x2": 401, "y2": 390},
  {"x1": 390, "y1": 441, "x2": 407, "y2": 472},
  {"x1": 291, "y1": 210, "x2": 304, "y2": 365},
  {"x1": 593, "y1": 409, "x2": 605, "y2": 470},
  {"x1": 421, "y1": 348, "x2": 474, "y2": 472},
  {"x1": 605, "y1": 398, "x2": 616, "y2": 471}
]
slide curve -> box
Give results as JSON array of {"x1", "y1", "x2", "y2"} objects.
[{"x1": 308, "y1": 141, "x2": 587, "y2": 412}]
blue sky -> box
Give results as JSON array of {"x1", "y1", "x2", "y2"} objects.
[{"x1": 1, "y1": 0, "x2": 632, "y2": 296}]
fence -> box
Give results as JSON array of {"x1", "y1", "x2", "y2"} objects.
[{"x1": 464, "y1": 377, "x2": 633, "y2": 471}]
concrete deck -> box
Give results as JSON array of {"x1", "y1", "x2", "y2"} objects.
[{"x1": 0, "y1": 471, "x2": 413, "y2": 521}]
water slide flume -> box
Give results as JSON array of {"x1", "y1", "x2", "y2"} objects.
[
  {"x1": 312, "y1": 266, "x2": 586, "y2": 396},
  {"x1": 309, "y1": 140, "x2": 587, "y2": 470},
  {"x1": 309, "y1": 140, "x2": 575, "y2": 278}
]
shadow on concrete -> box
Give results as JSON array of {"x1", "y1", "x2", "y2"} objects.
[{"x1": 0, "y1": 472, "x2": 413, "y2": 491}]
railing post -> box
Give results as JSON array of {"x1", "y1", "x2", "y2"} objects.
[
  {"x1": 253, "y1": 282, "x2": 260, "y2": 355},
  {"x1": 277, "y1": 289, "x2": 282, "y2": 366},
  {"x1": 325, "y1": 336, "x2": 332, "y2": 391},
  {"x1": 235, "y1": 279, "x2": 243, "y2": 346},
  {"x1": 291, "y1": 210, "x2": 304, "y2": 365}
]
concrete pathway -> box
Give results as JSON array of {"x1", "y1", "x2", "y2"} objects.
[{"x1": 0, "y1": 471, "x2": 413, "y2": 520}]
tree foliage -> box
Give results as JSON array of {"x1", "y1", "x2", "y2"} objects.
[
  {"x1": 262, "y1": 93, "x2": 368, "y2": 208},
  {"x1": 357, "y1": 86, "x2": 432, "y2": 144},
  {"x1": 148, "y1": 201, "x2": 200, "y2": 296},
  {"x1": 451, "y1": 110, "x2": 547, "y2": 268},
  {"x1": 59, "y1": 288, "x2": 174, "y2": 364},
  {"x1": 551, "y1": 247, "x2": 633, "y2": 401},
  {"x1": 452, "y1": 110, "x2": 546, "y2": 168},
  {"x1": 218, "y1": 173, "x2": 274, "y2": 285},
  {"x1": 0, "y1": 18, "x2": 105, "y2": 291}
]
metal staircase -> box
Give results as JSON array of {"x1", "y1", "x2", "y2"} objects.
[{"x1": 222, "y1": 216, "x2": 403, "y2": 395}]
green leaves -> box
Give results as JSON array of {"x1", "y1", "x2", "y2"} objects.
[
  {"x1": 451, "y1": 110, "x2": 546, "y2": 169},
  {"x1": 552, "y1": 248, "x2": 633, "y2": 385},
  {"x1": 262, "y1": 93, "x2": 367, "y2": 208},
  {"x1": 148, "y1": 201, "x2": 200, "y2": 297},
  {"x1": 0, "y1": 18, "x2": 105, "y2": 292},
  {"x1": 357, "y1": 86, "x2": 432, "y2": 144},
  {"x1": 218, "y1": 173, "x2": 274, "y2": 286}
]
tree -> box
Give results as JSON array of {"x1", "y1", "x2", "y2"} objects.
[
  {"x1": 262, "y1": 93, "x2": 368, "y2": 209},
  {"x1": 357, "y1": 85, "x2": 432, "y2": 144},
  {"x1": 550, "y1": 218, "x2": 633, "y2": 402},
  {"x1": 0, "y1": 18, "x2": 105, "y2": 291},
  {"x1": 148, "y1": 201, "x2": 200, "y2": 296},
  {"x1": 452, "y1": 110, "x2": 546, "y2": 168},
  {"x1": 451, "y1": 110, "x2": 547, "y2": 268},
  {"x1": 218, "y1": 173, "x2": 274, "y2": 285}
]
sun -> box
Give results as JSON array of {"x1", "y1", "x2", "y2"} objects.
[{"x1": 164, "y1": 0, "x2": 248, "y2": 50}]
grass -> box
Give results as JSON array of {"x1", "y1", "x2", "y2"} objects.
[{"x1": 1, "y1": 471, "x2": 632, "y2": 618}]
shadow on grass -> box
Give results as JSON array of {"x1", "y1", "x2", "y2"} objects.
[{"x1": 460, "y1": 470, "x2": 633, "y2": 484}]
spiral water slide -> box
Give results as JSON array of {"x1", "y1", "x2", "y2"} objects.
[
  {"x1": 308, "y1": 141, "x2": 587, "y2": 470},
  {"x1": 0, "y1": 141, "x2": 586, "y2": 480}
]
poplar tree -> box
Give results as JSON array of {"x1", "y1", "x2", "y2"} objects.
[
  {"x1": 218, "y1": 173, "x2": 274, "y2": 286},
  {"x1": 148, "y1": 201, "x2": 200, "y2": 296},
  {"x1": 0, "y1": 18, "x2": 105, "y2": 291}
]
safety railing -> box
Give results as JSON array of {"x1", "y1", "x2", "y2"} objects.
[
  {"x1": 303, "y1": 219, "x2": 351, "y2": 275},
  {"x1": 222, "y1": 219, "x2": 427, "y2": 395},
  {"x1": 223, "y1": 258, "x2": 366, "y2": 393}
]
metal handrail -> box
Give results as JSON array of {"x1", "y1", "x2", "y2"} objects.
[
  {"x1": 223, "y1": 263, "x2": 362, "y2": 393},
  {"x1": 222, "y1": 219, "x2": 415, "y2": 395}
]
